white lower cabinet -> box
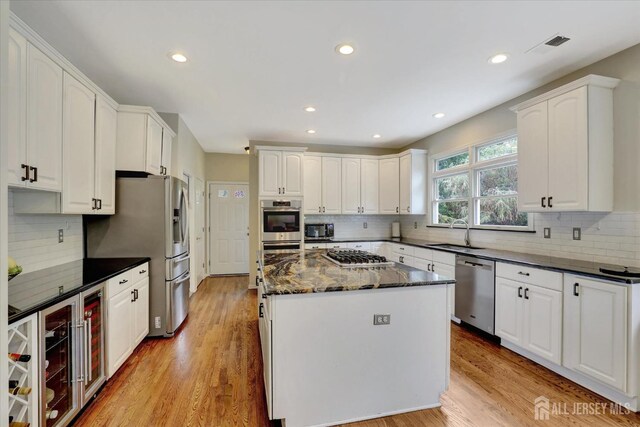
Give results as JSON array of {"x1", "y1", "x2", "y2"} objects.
[
  {"x1": 563, "y1": 275, "x2": 627, "y2": 392},
  {"x1": 106, "y1": 263, "x2": 150, "y2": 378}
]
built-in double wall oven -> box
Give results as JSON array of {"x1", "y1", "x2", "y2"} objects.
[{"x1": 261, "y1": 200, "x2": 302, "y2": 252}]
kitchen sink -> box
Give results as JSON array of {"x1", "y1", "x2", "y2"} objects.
[{"x1": 428, "y1": 243, "x2": 485, "y2": 251}]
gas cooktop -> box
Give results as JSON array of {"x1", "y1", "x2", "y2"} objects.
[{"x1": 323, "y1": 250, "x2": 394, "y2": 268}]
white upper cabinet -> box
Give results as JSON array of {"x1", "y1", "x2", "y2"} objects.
[
  {"x1": 399, "y1": 150, "x2": 427, "y2": 215},
  {"x1": 513, "y1": 75, "x2": 619, "y2": 212},
  {"x1": 360, "y1": 158, "x2": 379, "y2": 214},
  {"x1": 321, "y1": 157, "x2": 342, "y2": 214},
  {"x1": 379, "y1": 157, "x2": 399, "y2": 214},
  {"x1": 62, "y1": 72, "x2": 96, "y2": 214},
  {"x1": 94, "y1": 96, "x2": 117, "y2": 214},
  {"x1": 161, "y1": 127, "x2": 173, "y2": 177},
  {"x1": 341, "y1": 158, "x2": 361, "y2": 214},
  {"x1": 8, "y1": 29, "x2": 63, "y2": 192},
  {"x1": 303, "y1": 156, "x2": 322, "y2": 214},
  {"x1": 258, "y1": 149, "x2": 305, "y2": 197},
  {"x1": 116, "y1": 106, "x2": 175, "y2": 176}
]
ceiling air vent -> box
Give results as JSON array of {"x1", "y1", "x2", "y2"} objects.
[{"x1": 545, "y1": 35, "x2": 571, "y2": 47}]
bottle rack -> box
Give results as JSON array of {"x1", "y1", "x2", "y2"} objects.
[{"x1": 8, "y1": 313, "x2": 40, "y2": 427}]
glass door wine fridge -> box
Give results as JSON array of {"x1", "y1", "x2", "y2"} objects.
[{"x1": 39, "y1": 283, "x2": 106, "y2": 427}]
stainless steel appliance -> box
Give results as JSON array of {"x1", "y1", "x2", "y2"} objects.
[
  {"x1": 261, "y1": 199, "x2": 302, "y2": 242},
  {"x1": 454, "y1": 255, "x2": 496, "y2": 334},
  {"x1": 40, "y1": 284, "x2": 106, "y2": 427},
  {"x1": 262, "y1": 241, "x2": 301, "y2": 253},
  {"x1": 323, "y1": 250, "x2": 393, "y2": 268},
  {"x1": 86, "y1": 175, "x2": 190, "y2": 337},
  {"x1": 305, "y1": 223, "x2": 334, "y2": 240}
]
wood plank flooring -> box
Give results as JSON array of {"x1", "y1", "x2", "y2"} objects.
[{"x1": 74, "y1": 276, "x2": 640, "y2": 426}]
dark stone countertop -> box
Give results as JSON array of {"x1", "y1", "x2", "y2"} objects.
[
  {"x1": 261, "y1": 250, "x2": 455, "y2": 295},
  {"x1": 9, "y1": 257, "x2": 150, "y2": 324}
]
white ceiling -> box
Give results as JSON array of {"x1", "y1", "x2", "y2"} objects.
[{"x1": 10, "y1": 1, "x2": 640, "y2": 153}]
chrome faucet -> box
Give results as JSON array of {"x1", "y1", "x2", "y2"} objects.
[{"x1": 450, "y1": 218, "x2": 471, "y2": 247}]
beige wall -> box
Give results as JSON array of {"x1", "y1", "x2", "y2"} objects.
[
  {"x1": 205, "y1": 153, "x2": 250, "y2": 183},
  {"x1": 403, "y1": 43, "x2": 640, "y2": 212}
]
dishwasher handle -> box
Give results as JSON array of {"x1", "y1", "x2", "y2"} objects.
[{"x1": 456, "y1": 255, "x2": 495, "y2": 271}]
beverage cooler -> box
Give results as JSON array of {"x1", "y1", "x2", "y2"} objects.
[{"x1": 39, "y1": 283, "x2": 106, "y2": 427}]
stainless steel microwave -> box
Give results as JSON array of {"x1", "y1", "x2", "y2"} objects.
[{"x1": 305, "y1": 223, "x2": 334, "y2": 240}]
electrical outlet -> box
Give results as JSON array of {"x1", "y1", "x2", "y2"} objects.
[
  {"x1": 573, "y1": 227, "x2": 581, "y2": 240},
  {"x1": 373, "y1": 314, "x2": 391, "y2": 325},
  {"x1": 543, "y1": 228, "x2": 551, "y2": 238},
  {"x1": 414, "y1": 222, "x2": 418, "y2": 229},
  {"x1": 58, "y1": 229, "x2": 64, "y2": 243},
  {"x1": 154, "y1": 316, "x2": 161, "y2": 329},
  {"x1": 363, "y1": 222, "x2": 368, "y2": 229}
]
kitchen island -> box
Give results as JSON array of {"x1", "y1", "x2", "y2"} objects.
[{"x1": 257, "y1": 250, "x2": 455, "y2": 427}]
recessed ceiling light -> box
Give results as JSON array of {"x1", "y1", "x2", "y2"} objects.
[
  {"x1": 306, "y1": 129, "x2": 316, "y2": 134},
  {"x1": 170, "y1": 52, "x2": 188, "y2": 63},
  {"x1": 336, "y1": 43, "x2": 355, "y2": 55},
  {"x1": 433, "y1": 112, "x2": 445, "y2": 119},
  {"x1": 304, "y1": 106, "x2": 316, "y2": 112},
  {"x1": 373, "y1": 134, "x2": 381, "y2": 139},
  {"x1": 488, "y1": 53, "x2": 508, "y2": 64}
]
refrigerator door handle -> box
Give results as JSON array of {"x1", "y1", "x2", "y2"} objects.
[
  {"x1": 86, "y1": 317, "x2": 93, "y2": 383},
  {"x1": 180, "y1": 188, "x2": 189, "y2": 248},
  {"x1": 173, "y1": 272, "x2": 191, "y2": 285},
  {"x1": 83, "y1": 320, "x2": 89, "y2": 385},
  {"x1": 75, "y1": 320, "x2": 85, "y2": 384},
  {"x1": 174, "y1": 253, "x2": 191, "y2": 263}
]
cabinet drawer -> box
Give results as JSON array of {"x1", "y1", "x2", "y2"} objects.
[
  {"x1": 432, "y1": 250, "x2": 455, "y2": 266},
  {"x1": 347, "y1": 242, "x2": 371, "y2": 251},
  {"x1": 497, "y1": 262, "x2": 562, "y2": 291},
  {"x1": 413, "y1": 247, "x2": 432, "y2": 261},
  {"x1": 133, "y1": 262, "x2": 149, "y2": 282},
  {"x1": 327, "y1": 242, "x2": 348, "y2": 249},
  {"x1": 392, "y1": 244, "x2": 415, "y2": 256},
  {"x1": 107, "y1": 270, "x2": 133, "y2": 298},
  {"x1": 305, "y1": 243, "x2": 327, "y2": 250}
]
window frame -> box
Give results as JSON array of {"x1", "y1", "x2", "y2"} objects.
[{"x1": 429, "y1": 131, "x2": 534, "y2": 231}]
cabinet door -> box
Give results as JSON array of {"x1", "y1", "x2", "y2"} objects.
[
  {"x1": 259, "y1": 151, "x2": 282, "y2": 197},
  {"x1": 161, "y1": 127, "x2": 173, "y2": 176},
  {"x1": 8, "y1": 29, "x2": 28, "y2": 187},
  {"x1": 145, "y1": 116, "x2": 163, "y2": 175},
  {"x1": 522, "y1": 285, "x2": 562, "y2": 364},
  {"x1": 346, "y1": 242, "x2": 371, "y2": 251},
  {"x1": 282, "y1": 151, "x2": 303, "y2": 196},
  {"x1": 433, "y1": 262, "x2": 456, "y2": 320},
  {"x1": 379, "y1": 158, "x2": 399, "y2": 214},
  {"x1": 547, "y1": 87, "x2": 589, "y2": 211},
  {"x1": 26, "y1": 44, "x2": 63, "y2": 191},
  {"x1": 303, "y1": 156, "x2": 322, "y2": 214},
  {"x1": 133, "y1": 278, "x2": 150, "y2": 347},
  {"x1": 399, "y1": 154, "x2": 412, "y2": 214},
  {"x1": 495, "y1": 278, "x2": 524, "y2": 345},
  {"x1": 341, "y1": 158, "x2": 361, "y2": 214},
  {"x1": 564, "y1": 276, "x2": 627, "y2": 391},
  {"x1": 62, "y1": 72, "x2": 96, "y2": 214},
  {"x1": 517, "y1": 102, "x2": 549, "y2": 212},
  {"x1": 321, "y1": 157, "x2": 342, "y2": 214},
  {"x1": 361, "y1": 158, "x2": 379, "y2": 214},
  {"x1": 94, "y1": 96, "x2": 117, "y2": 214},
  {"x1": 107, "y1": 289, "x2": 133, "y2": 378}
]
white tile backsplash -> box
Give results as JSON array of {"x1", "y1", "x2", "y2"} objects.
[{"x1": 8, "y1": 190, "x2": 84, "y2": 273}]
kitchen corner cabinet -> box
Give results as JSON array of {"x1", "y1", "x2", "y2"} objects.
[
  {"x1": 341, "y1": 158, "x2": 379, "y2": 215},
  {"x1": 379, "y1": 157, "x2": 400, "y2": 214},
  {"x1": 8, "y1": 28, "x2": 63, "y2": 192},
  {"x1": 258, "y1": 149, "x2": 304, "y2": 197},
  {"x1": 399, "y1": 150, "x2": 427, "y2": 215},
  {"x1": 563, "y1": 275, "x2": 627, "y2": 392},
  {"x1": 514, "y1": 75, "x2": 620, "y2": 212}
]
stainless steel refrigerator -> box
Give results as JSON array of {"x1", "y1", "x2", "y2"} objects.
[{"x1": 85, "y1": 175, "x2": 190, "y2": 337}]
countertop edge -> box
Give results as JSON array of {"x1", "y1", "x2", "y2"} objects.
[{"x1": 264, "y1": 279, "x2": 456, "y2": 296}]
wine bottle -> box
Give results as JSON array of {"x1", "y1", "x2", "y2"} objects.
[
  {"x1": 45, "y1": 409, "x2": 59, "y2": 420},
  {"x1": 8, "y1": 353, "x2": 31, "y2": 362},
  {"x1": 9, "y1": 386, "x2": 32, "y2": 396},
  {"x1": 9, "y1": 379, "x2": 19, "y2": 388}
]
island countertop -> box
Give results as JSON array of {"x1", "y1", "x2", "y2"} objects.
[{"x1": 261, "y1": 250, "x2": 455, "y2": 295}]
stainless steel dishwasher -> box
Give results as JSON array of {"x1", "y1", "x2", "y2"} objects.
[{"x1": 455, "y1": 255, "x2": 496, "y2": 334}]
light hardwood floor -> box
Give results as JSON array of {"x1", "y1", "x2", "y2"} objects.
[{"x1": 75, "y1": 276, "x2": 640, "y2": 426}]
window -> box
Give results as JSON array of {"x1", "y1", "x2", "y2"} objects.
[{"x1": 430, "y1": 133, "x2": 530, "y2": 230}]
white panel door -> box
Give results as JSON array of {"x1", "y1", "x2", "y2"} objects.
[
  {"x1": 62, "y1": 72, "x2": 95, "y2": 214},
  {"x1": 26, "y1": 43, "x2": 63, "y2": 191},
  {"x1": 522, "y1": 284, "x2": 562, "y2": 364},
  {"x1": 94, "y1": 96, "x2": 117, "y2": 214},
  {"x1": 399, "y1": 154, "x2": 412, "y2": 214},
  {"x1": 547, "y1": 87, "x2": 589, "y2": 211},
  {"x1": 341, "y1": 158, "x2": 361, "y2": 214},
  {"x1": 107, "y1": 290, "x2": 133, "y2": 378},
  {"x1": 8, "y1": 29, "x2": 27, "y2": 187},
  {"x1": 209, "y1": 183, "x2": 250, "y2": 275},
  {"x1": 161, "y1": 128, "x2": 173, "y2": 176},
  {"x1": 145, "y1": 116, "x2": 163, "y2": 175},
  {"x1": 495, "y1": 278, "x2": 524, "y2": 346},
  {"x1": 282, "y1": 151, "x2": 303, "y2": 196},
  {"x1": 321, "y1": 157, "x2": 341, "y2": 214},
  {"x1": 361, "y1": 158, "x2": 379, "y2": 214},
  {"x1": 195, "y1": 178, "x2": 206, "y2": 285},
  {"x1": 564, "y1": 276, "x2": 627, "y2": 391},
  {"x1": 379, "y1": 157, "x2": 399, "y2": 214},
  {"x1": 517, "y1": 102, "x2": 549, "y2": 212},
  {"x1": 132, "y1": 278, "x2": 150, "y2": 347},
  {"x1": 259, "y1": 151, "x2": 281, "y2": 197},
  {"x1": 303, "y1": 155, "x2": 322, "y2": 214}
]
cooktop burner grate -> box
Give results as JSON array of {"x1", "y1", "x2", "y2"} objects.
[{"x1": 323, "y1": 250, "x2": 394, "y2": 268}]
